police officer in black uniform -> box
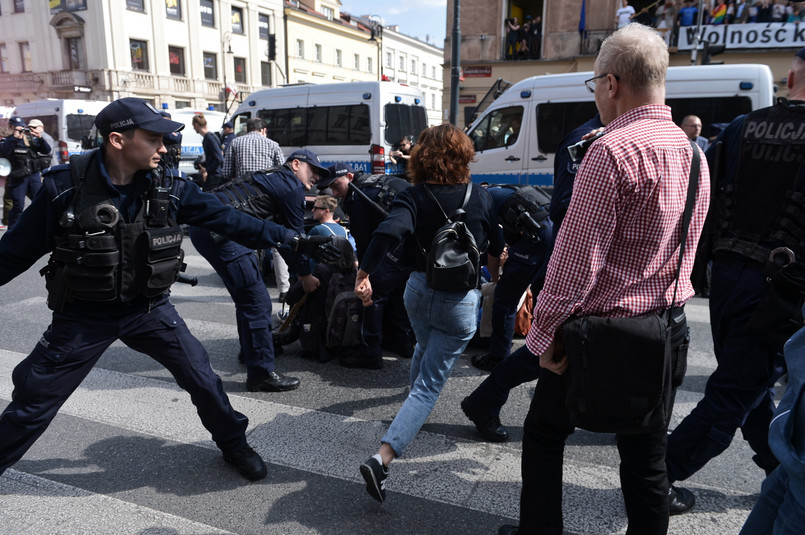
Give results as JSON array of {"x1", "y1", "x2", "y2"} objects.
[
  {"x1": 189, "y1": 149, "x2": 330, "y2": 391},
  {"x1": 317, "y1": 163, "x2": 416, "y2": 369},
  {"x1": 0, "y1": 98, "x2": 339, "y2": 482},
  {"x1": 0, "y1": 116, "x2": 51, "y2": 227},
  {"x1": 665, "y1": 47, "x2": 805, "y2": 513}
]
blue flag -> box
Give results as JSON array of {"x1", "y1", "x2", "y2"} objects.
[{"x1": 579, "y1": 0, "x2": 586, "y2": 35}]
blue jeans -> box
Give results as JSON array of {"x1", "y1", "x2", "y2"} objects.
[
  {"x1": 381, "y1": 271, "x2": 480, "y2": 457},
  {"x1": 740, "y1": 467, "x2": 805, "y2": 535}
]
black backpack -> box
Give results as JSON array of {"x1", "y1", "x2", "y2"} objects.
[
  {"x1": 324, "y1": 269, "x2": 364, "y2": 349},
  {"x1": 498, "y1": 185, "x2": 551, "y2": 244},
  {"x1": 423, "y1": 183, "x2": 480, "y2": 292}
]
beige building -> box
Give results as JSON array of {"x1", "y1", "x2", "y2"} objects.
[
  {"x1": 284, "y1": 4, "x2": 444, "y2": 126},
  {"x1": 446, "y1": 0, "x2": 800, "y2": 126},
  {"x1": 0, "y1": 0, "x2": 286, "y2": 111},
  {"x1": 0, "y1": 0, "x2": 443, "y2": 124}
]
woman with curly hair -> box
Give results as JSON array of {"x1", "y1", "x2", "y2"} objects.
[{"x1": 355, "y1": 124, "x2": 505, "y2": 503}]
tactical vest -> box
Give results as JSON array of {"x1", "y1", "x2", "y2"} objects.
[
  {"x1": 210, "y1": 168, "x2": 281, "y2": 223},
  {"x1": 498, "y1": 185, "x2": 551, "y2": 244},
  {"x1": 43, "y1": 151, "x2": 184, "y2": 310},
  {"x1": 8, "y1": 143, "x2": 35, "y2": 179},
  {"x1": 353, "y1": 173, "x2": 410, "y2": 214},
  {"x1": 714, "y1": 100, "x2": 805, "y2": 264}
]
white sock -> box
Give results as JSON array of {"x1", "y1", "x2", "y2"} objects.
[{"x1": 372, "y1": 453, "x2": 388, "y2": 471}]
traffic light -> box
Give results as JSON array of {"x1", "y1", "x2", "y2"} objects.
[
  {"x1": 268, "y1": 34, "x2": 276, "y2": 61},
  {"x1": 702, "y1": 40, "x2": 725, "y2": 65}
]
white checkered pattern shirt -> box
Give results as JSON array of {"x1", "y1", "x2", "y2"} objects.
[
  {"x1": 526, "y1": 104, "x2": 710, "y2": 355},
  {"x1": 222, "y1": 131, "x2": 285, "y2": 179}
]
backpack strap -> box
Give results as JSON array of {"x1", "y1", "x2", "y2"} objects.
[{"x1": 424, "y1": 182, "x2": 472, "y2": 223}]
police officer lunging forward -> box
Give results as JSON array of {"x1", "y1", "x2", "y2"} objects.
[{"x1": 0, "y1": 98, "x2": 339, "y2": 482}]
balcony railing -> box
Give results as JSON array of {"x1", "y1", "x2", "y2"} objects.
[
  {"x1": 50, "y1": 70, "x2": 89, "y2": 87},
  {"x1": 0, "y1": 72, "x2": 45, "y2": 92}
]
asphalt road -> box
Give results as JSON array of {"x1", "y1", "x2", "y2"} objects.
[{"x1": 0, "y1": 230, "x2": 771, "y2": 535}]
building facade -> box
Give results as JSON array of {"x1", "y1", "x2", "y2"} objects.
[
  {"x1": 0, "y1": 0, "x2": 286, "y2": 112},
  {"x1": 0, "y1": 0, "x2": 442, "y2": 125},
  {"x1": 446, "y1": 0, "x2": 800, "y2": 127}
]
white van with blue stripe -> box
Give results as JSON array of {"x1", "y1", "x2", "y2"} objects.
[
  {"x1": 230, "y1": 81, "x2": 429, "y2": 176},
  {"x1": 467, "y1": 64, "x2": 775, "y2": 187}
]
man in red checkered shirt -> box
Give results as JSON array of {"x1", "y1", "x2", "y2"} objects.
[{"x1": 498, "y1": 24, "x2": 710, "y2": 535}]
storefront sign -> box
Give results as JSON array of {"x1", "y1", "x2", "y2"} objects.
[{"x1": 463, "y1": 66, "x2": 492, "y2": 78}]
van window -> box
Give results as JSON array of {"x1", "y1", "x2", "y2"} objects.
[
  {"x1": 536, "y1": 102, "x2": 598, "y2": 154},
  {"x1": 32, "y1": 115, "x2": 58, "y2": 139},
  {"x1": 666, "y1": 96, "x2": 753, "y2": 138},
  {"x1": 67, "y1": 113, "x2": 97, "y2": 142},
  {"x1": 384, "y1": 103, "x2": 427, "y2": 146},
  {"x1": 307, "y1": 104, "x2": 371, "y2": 145},
  {"x1": 260, "y1": 104, "x2": 370, "y2": 146},
  {"x1": 469, "y1": 106, "x2": 525, "y2": 152}
]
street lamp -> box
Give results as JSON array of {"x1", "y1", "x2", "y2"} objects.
[
  {"x1": 222, "y1": 31, "x2": 234, "y2": 114},
  {"x1": 367, "y1": 15, "x2": 383, "y2": 81}
]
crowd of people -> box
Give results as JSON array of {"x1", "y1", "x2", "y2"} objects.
[
  {"x1": 2, "y1": 20, "x2": 805, "y2": 534},
  {"x1": 504, "y1": 15, "x2": 542, "y2": 60}
]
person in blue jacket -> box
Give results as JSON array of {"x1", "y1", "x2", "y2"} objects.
[
  {"x1": 189, "y1": 149, "x2": 331, "y2": 392},
  {"x1": 0, "y1": 97, "x2": 338, "y2": 483},
  {"x1": 739, "y1": 301, "x2": 805, "y2": 534}
]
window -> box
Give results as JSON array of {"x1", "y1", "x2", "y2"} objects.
[
  {"x1": 19, "y1": 41, "x2": 31, "y2": 71},
  {"x1": 398, "y1": 56, "x2": 404, "y2": 71},
  {"x1": 130, "y1": 39, "x2": 148, "y2": 71},
  {"x1": 354, "y1": 53, "x2": 359, "y2": 71},
  {"x1": 315, "y1": 44, "x2": 322, "y2": 63},
  {"x1": 0, "y1": 44, "x2": 8, "y2": 73},
  {"x1": 126, "y1": 0, "x2": 144, "y2": 12},
  {"x1": 384, "y1": 103, "x2": 427, "y2": 146},
  {"x1": 261, "y1": 61, "x2": 272, "y2": 86},
  {"x1": 175, "y1": 100, "x2": 191, "y2": 109},
  {"x1": 233, "y1": 56, "x2": 246, "y2": 83},
  {"x1": 67, "y1": 114, "x2": 96, "y2": 142},
  {"x1": 468, "y1": 106, "x2": 525, "y2": 152},
  {"x1": 666, "y1": 96, "x2": 753, "y2": 139},
  {"x1": 259, "y1": 104, "x2": 370, "y2": 147},
  {"x1": 367, "y1": 57, "x2": 373, "y2": 73},
  {"x1": 66, "y1": 37, "x2": 81, "y2": 70},
  {"x1": 411, "y1": 59, "x2": 416, "y2": 73},
  {"x1": 335, "y1": 49, "x2": 342, "y2": 67},
  {"x1": 258, "y1": 13, "x2": 269, "y2": 40},
  {"x1": 321, "y1": 5, "x2": 333, "y2": 20},
  {"x1": 13, "y1": 0, "x2": 24, "y2": 13},
  {"x1": 432, "y1": 66, "x2": 436, "y2": 79},
  {"x1": 200, "y1": 0, "x2": 214, "y2": 27},
  {"x1": 203, "y1": 51, "x2": 217, "y2": 79},
  {"x1": 166, "y1": 0, "x2": 181, "y2": 20},
  {"x1": 231, "y1": 6, "x2": 244, "y2": 34},
  {"x1": 385, "y1": 51, "x2": 392, "y2": 68},
  {"x1": 296, "y1": 39, "x2": 304, "y2": 59},
  {"x1": 422, "y1": 63, "x2": 427, "y2": 77},
  {"x1": 431, "y1": 94, "x2": 436, "y2": 110},
  {"x1": 168, "y1": 46, "x2": 185, "y2": 75}
]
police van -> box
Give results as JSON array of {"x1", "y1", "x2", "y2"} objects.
[
  {"x1": 467, "y1": 64, "x2": 775, "y2": 186},
  {"x1": 167, "y1": 108, "x2": 227, "y2": 179},
  {"x1": 13, "y1": 99, "x2": 109, "y2": 164},
  {"x1": 230, "y1": 81, "x2": 429, "y2": 175}
]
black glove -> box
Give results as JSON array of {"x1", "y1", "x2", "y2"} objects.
[{"x1": 292, "y1": 234, "x2": 341, "y2": 264}]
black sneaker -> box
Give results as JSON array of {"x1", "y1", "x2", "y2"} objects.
[
  {"x1": 223, "y1": 446, "x2": 267, "y2": 481},
  {"x1": 471, "y1": 353, "x2": 503, "y2": 372},
  {"x1": 359, "y1": 456, "x2": 388, "y2": 503},
  {"x1": 668, "y1": 484, "x2": 695, "y2": 515}
]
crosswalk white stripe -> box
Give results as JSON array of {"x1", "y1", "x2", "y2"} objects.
[{"x1": 0, "y1": 348, "x2": 753, "y2": 534}]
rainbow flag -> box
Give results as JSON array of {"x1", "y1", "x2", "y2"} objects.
[{"x1": 712, "y1": 3, "x2": 727, "y2": 24}]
